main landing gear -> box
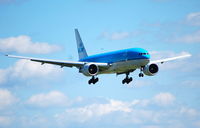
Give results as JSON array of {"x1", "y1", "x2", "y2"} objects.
[
  {"x1": 88, "y1": 76, "x2": 99, "y2": 85},
  {"x1": 122, "y1": 72, "x2": 133, "y2": 84}
]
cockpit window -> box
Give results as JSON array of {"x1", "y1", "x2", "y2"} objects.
[{"x1": 139, "y1": 53, "x2": 149, "y2": 55}]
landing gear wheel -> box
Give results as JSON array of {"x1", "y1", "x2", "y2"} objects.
[
  {"x1": 139, "y1": 73, "x2": 144, "y2": 77},
  {"x1": 122, "y1": 79, "x2": 125, "y2": 84},
  {"x1": 94, "y1": 78, "x2": 99, "y2": 83},
  {"x1": 88, "y1": 76, "x2": 99, "y2": 85},
  {"x1": 126, "y1": 77, "x2": 133, "y2": 84},
  {"x1": 122, "y1": 75, "x2": 133, "y2": 84},
  {"x1": 88, "y1": 79, "x2": 92, "y2": 84},
  {"x1": 139, "y1": 67, "x2": 144, "y2": 77}
]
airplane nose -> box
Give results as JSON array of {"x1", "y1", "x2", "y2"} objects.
[{"x1": 143, "y1": 55, "x2": 150, "y2": 59}]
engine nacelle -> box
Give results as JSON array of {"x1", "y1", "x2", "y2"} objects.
[
  {"x1": 80, "y1": 63, "x2": 99, "y2": 76},
  {"x1": 143, "y1": 63, "x2": 159, "y2": 76}
]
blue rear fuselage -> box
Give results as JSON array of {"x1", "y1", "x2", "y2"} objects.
[{"x1": 79, "y1": 48, "x2": 150, "y2": 63}]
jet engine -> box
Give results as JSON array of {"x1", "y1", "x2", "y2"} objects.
[
  {"x1": 143, "y1": 63, "x2": 159, "y2": 76},
  {"x1": 80, "y1": 63, "x2": 99, "y2": 76}
]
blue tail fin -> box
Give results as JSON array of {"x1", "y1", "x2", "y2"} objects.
[{"x1": 75, "y1": 29, "x2": 88, "y2": 60}]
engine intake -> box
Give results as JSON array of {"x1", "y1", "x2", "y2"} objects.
[
  {"x1": 143, "y1": 63, "x2": 159, "y2": 76},
  {"x1": 80, "y1": 63, "x2": 99, "y2": 76}
]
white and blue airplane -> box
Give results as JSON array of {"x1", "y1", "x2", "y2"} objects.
[{"x1": 6, "y1": 29, "x2": 191, "y2": 84}]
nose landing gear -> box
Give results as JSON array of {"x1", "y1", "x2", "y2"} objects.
[
  {"x1": 139, "y1": 73, "x2": 144, "y2": 77},
  {"x1": 139, "y1": 67, "x2": 144, "y2": 77}
]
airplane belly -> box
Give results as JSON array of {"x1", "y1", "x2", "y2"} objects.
[{"x1": 99, "y1": 59, "x2": 149, "y2": 74}]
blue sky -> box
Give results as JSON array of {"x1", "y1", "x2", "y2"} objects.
[{"x1": 0, "y1": 0, "x2": 200, "y2": 128}]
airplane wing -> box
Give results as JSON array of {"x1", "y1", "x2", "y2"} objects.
[
  {"x1": 6, "y1": 54, "x2": 110, "y2": 68},
  {"x1": 150, "y1": 54, "x2": 191, "y2": 64}
]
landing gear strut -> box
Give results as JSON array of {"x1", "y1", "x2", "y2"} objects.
[
  {"x1": 88, "y1": 76, "x2": 99, "y2": 85},
  {"x1": 139, "y1": 67, "x2": 144, "y2": 77},
  {"x1": 122, "y1": 72, "x2": 133, "y2": 84}
]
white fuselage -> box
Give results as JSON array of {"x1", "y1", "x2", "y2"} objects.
[{"x1": 99, "y1": 59, "x2": 150, "y2": 74}]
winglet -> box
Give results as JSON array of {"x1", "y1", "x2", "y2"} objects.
[{"x1": 75, "y1": 29, "x2": 88, "y2": 60}]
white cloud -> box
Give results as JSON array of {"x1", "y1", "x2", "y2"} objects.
[
  {"x1": 171, "y1": 30, "x2": 200, "y2": 43},
  {"x1": 150, "y1": 51, "x2": 192, "y2": 71},
  {"x1": 55, "y1": 93, "x2": 176, "y2": 124},
  {"x1": 19, "y1": 115, "x2": 52, "y2": 128},
  {"x1": 72, "y1": 99, "x2": 132, "y2": 119},
  {"x1": 0, "y1": 35, "x2": 61, "y2": 54},
  {"x1": 180, "y1": 107, "x2": 199, "y2": 117},
  {"x1": 150, "y1": 51, "x2": 190, "y2": 60},
  {"x1": 10, "y1": 59, "x2": 62, "y2": 79},
  {"x1": 100, "y1": 30, "x2": 143, "y2": 40},
  {"x1": 142, "y1": 125, "x2": 161, "y2": 128},
  {"x1": 0, "y1": 116, "x2": 12, "y2": 126},
  {"x1": 125, "y1": 80, "x2": 154, "y2": 88},
  {"x1": 53, "y1": 93, "x2": 176, "y2": 127},
  {"x1": 148, "y1": 12, "x2": 200, "y2": 44},
  {"x1": 194, "y1": 121, "x2": 200, "y2": 128},
  {"x1": 134, "y1": 80, "x2": 153, "y2": 87},
  {"x1": 0, "y1": 69, "x2": 7, "y2": 84},
  {"x1": 167, "y1": 12, "x2": 200, "y2": 43},
  {"x1": 0, "y1": 59, "x2": 63, "y2": 84},
  {"x1": 27, "y1": 91, "x2": 69, "y2": 107},
  {"x1": 101, "y1": 31, "x2": 130, "y2": 40},
  {"x1": 4, "y1": 92, "x2": 197, "y2": 128},
  {"x1": 153, "y1": 92, "x2": 175, "y2": 106},
  {"x1": 182, "y1": 80, "x2": 200, "y2": 88},
  {"x1": 0, "y1": 89, "x2": 18, "y2": 109},
  {"x1": 55, "y1": 99, "x2": 137, "y2": 123},
  {"x1": 186, "y1": 12, "x2": 200, "y2": 26},
  {"x1": 151, "y1": 51, "x2": 200, "y2": 75}
]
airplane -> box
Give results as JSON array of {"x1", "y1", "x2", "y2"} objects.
[{"x1": 6, "y1": 29, "x2": 191, "y2": 85}]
